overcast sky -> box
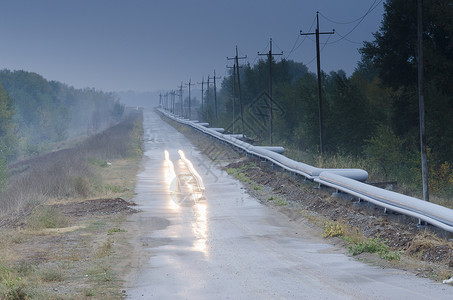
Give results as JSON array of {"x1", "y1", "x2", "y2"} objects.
[{"x1": 0, "y1": 0, "x2": 384, "y2": 93}]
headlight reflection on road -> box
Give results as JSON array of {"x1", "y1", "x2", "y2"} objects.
[
  {"x1": 163, "y1": 150, "x2": 180, "y2": 209},
  {"x1": 192, "y1": 202, "x2": 209, "y2": 258},
  {"x1": 177, "y1": 150, "x2": 209, "y2": 257},
  {"x1": 178, "y1": 150, "x2": 205, "y2": 199}
]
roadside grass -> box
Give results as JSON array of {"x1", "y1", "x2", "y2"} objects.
[
  {"x1": 321, "y1": 219, "x2": 401, "y2": 261},
  {"x1": 1, "y1": 110, "x2": 144, "y2": 223},
  {"x1": 0, "y1": 110, "x2": 143, "y2": 298},
  {"x1": 26, "y1": 206, "x2": 69, "y2": 231}
]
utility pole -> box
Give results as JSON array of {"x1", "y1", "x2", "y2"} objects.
[
  {"x1": 228, "y1": 46, "x2": 247, "y2": 137},
  {"x1": 301, "y1": 12, "x2": 334, "y2": 156},
  {"x1": 258, "y1": 38, "x2": 283, "y2": 145},
  {"x1": 206, "y1": 76, "x2": 211, "y2": 124},
  {"x1": 171, "y1": 90, "x2": 176, "y2": 114},
  {"x1": 212, "y1": 70, "x2": 222, "y2": 126},
  {"x1": 164, "y1": 92, "x2": 169, "y2": 111},
  {"x1": 197, "y1": 77, "x2": 208, "y2": 121},
  {"x1": 226, "y1": 63, "x2": 236, "y2": 134},
  {"x1": 417, "y1": 0, "x2": 429, "y2": 203},
  {"x1": 185, "y1": 79, "x2": 195, "y2": 120},
  {"x1": 178, "y1": 82, "x2": 184, "y2": 117}
]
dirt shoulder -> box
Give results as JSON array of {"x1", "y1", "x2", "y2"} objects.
[{"x1": 163, "y1": 115, "x2": 453, "y2": 284}]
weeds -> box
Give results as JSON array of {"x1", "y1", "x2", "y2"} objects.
[
  {"x1": 39, "y1": 266, "x2": 63, "y2": 282},
  {"x1": 322, "y1": 221, "x2": 344, "y2": 238},
  {"x1": 27, "y1": 206, "x2": 68, "y2": 230},
  {"x1": 95, "y1": 238, "x2": 114, "y2": 258},
  {"x1": 107, "y1": 228, "x2": 127, "y2": 235},
  {"x1": 0, "y1": 262, "x2": 32, "y2": 300},
  {"x1": 268, "y1": 195, "x2": 287, "y2": 206},
  {"x1": 321, "y1": 220, "x2": 401, "y2": 261}
]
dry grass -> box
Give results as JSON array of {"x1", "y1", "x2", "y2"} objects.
[{"x1": 0, "y1": 110, "x2": 143, "y2": 226}]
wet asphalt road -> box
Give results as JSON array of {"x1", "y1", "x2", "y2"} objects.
[{"x1": 125, "y1": 109, "x2": 453, "y2": 299}]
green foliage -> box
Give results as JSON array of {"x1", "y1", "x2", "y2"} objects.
[
  {"x1": 0, "y1": 69, "x2": 124, "y2": 157},
  {"x1": 0, "y1": 82, "x2": 18, "y2": 191},
  {"x1": 0, "y1": 263, "x2": 31, "y2": 300},
  {"x1": 213, "y1": 0, "x2": 453, "y2": 198},
  {"x1": 363, "y1": 125, "x2": 404, "y2": 177},
  {"x1": 344, "y1": 236, "x2": 401, "y2": 261}
]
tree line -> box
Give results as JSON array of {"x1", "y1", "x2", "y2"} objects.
[
  {"x1": 200, "y1": 0, "x2": 452, "y2": 197},
  {"x1": 0, "y1": 69, "x2": 125, "y2": 190}
]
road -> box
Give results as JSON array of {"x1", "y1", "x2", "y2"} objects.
[{"x1": 124, "y1": 109, "x2": 452, "y2": 299}]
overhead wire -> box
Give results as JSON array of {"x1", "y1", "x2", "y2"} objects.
[
  {"x1": 322, "y1": 0, "x2": 383, "y2": 45},
  {"x1": 251, "y1": 42, "x2": 270, "y2": 66},
  {"x1": 285, "y1": 14, "x2": 317, "y2": 60},
  {"x1": 305, "y1": 33, "x2": 333, "y2": 67}
]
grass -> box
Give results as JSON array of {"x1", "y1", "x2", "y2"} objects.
[
  {"x1": 321, "y1": 219, "x2": 401, "y2": 261},
  {"x1": 108, "y1": 228, "x2": 127, "y2": 235},
  {"x1": 38, "y1": 266, "x2": 64, "y2": 282},
  {"x1": 26, "y1": 206, "x2": 69, "y2": 230},
  {"x1": 268, "y1": 195, "x2": 287, "y2": 206},
  {"x1": 1, "y1": 110, "x2": 144, "y2": 222},
  {"x1": 0, "y1": 110, "x2": 144, "y2": 298},
  {"x1": 94, "y1": 238, "x2": 114, "y2": 259}
]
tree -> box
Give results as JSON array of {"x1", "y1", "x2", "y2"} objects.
[
  {"x1": 360, "y1": 0, "x2": 453, "y2": 163},
  {"x1": 0, "y1": 82, "x2": 18, "y2": 190}
]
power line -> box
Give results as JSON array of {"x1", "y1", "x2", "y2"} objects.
[
  {"x1": 286, "y1": 15, "x2": 317, "y2": 60},
  {"x1": 319, "y1": 0, "x2": 382, "y2": 25},
  {"x1": 306, "y1": 33, "x2": 334, "y2": 66},
  {"x1": 322, "y1": 0, "x2": 383, "y2": 45},
  {"x1": 333, "y1": 29, "x2": 363, "y2": 45}
]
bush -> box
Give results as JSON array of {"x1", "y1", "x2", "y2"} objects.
[{"x1": 363, "y1": 125, "x2": 405, "y2": 178}]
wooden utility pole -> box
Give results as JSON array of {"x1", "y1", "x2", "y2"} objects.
[
  {"x1": 170, "y1": 90, "x2": 176, "y2": 114},
  {"x1": 228, "y1": 46, "x2": 247, "y2": 137},
  {"x1": 164, "y1": 92, "x2": 169, "y2": 111},
  {"x1": 213, "y1": 70, "x2": 222, "y2": 126},
  {"x1": 301, "y1": 12, "x2": 334, "y2": 156},
  {"x1": 185, "y1": 79, "x2": 195, "y2": 120},
  {"x1": 178, "y1": 82, "x2": 184, "y2": 117},
  {"x1": 417, "y1": 0, "x2": 429, "y2": 202},
  {"x1": 258, "y1": 38, "x2": 283, "y2": 145},
  {"x1": 197, "y1": 77, "x2": 208, "y2": 120},
  {"x1": 226, "y1": 63, "x2": 237, "y2": 134}
]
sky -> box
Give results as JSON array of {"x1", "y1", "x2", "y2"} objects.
[{"x1": 0, "y1": 0, "x2": 385, "y2": 94}]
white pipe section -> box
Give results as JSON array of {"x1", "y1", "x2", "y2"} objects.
[{"x1": 315, "y1": 172, "x2": 453, "y2": 232}]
